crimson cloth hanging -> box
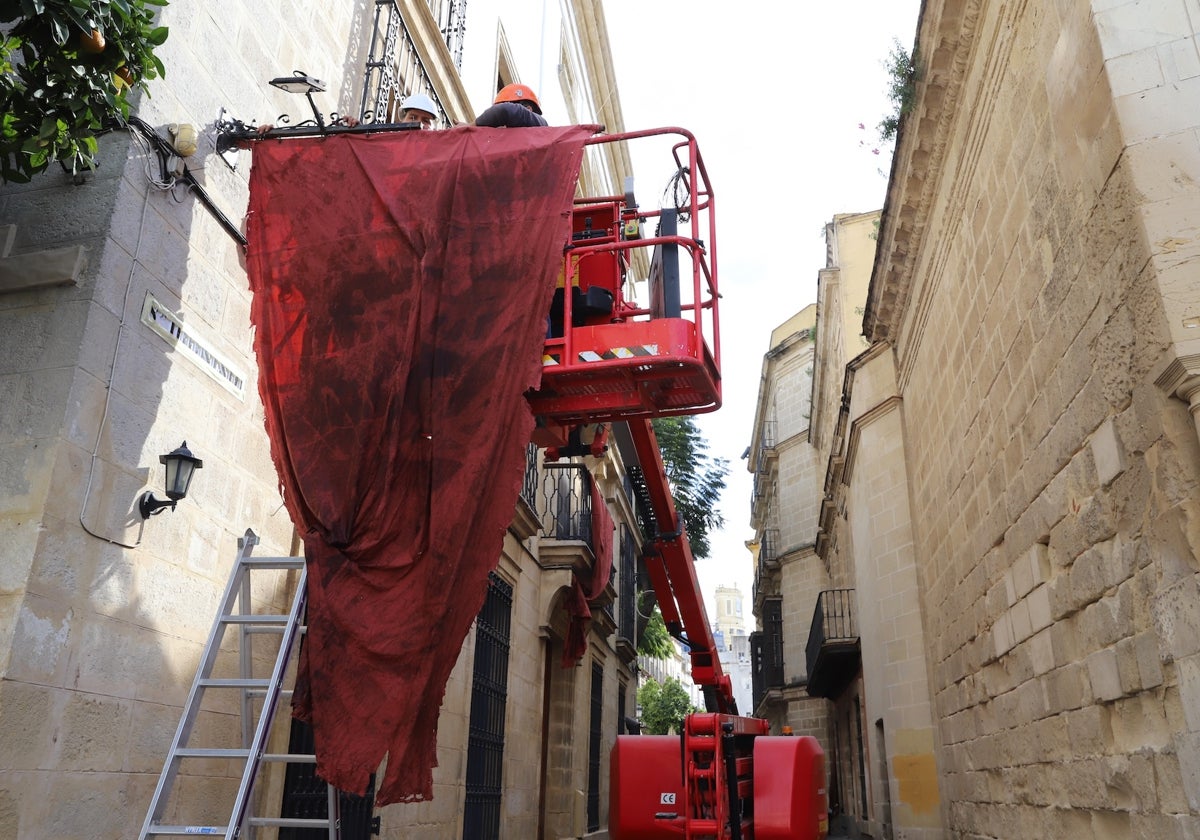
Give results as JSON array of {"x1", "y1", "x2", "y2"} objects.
[{"x1": 245, "y1": 123, "x2": 597, "y2": 804}]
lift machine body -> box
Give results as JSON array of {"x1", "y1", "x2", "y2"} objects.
[{"x1": 532, "y1": 129, "x2": 828, "y2": 840}]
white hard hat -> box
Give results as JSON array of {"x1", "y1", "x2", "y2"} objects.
[{"x1": 401, "y1": 93, "x2": 437, "y2": 116}]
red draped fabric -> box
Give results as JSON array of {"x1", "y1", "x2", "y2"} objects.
[
  {"x1": 244, "y1": 124, "x2": 597, "y2": 804},
  {"x1": 562, "y1": 479, "x2": 615, "y2": 667}
]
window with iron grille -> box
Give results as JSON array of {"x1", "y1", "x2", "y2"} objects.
[
  {"x1": 618, "y1": 524, "x2": 636, "y2": 644},
  {"x1": 760, "y1": 528, "x2": 780, "y2": 565},
  {"x1": 540, "y1": 463, "x2": 592, "y2": 542},
  {"x1": 359, "y1": 1, "x2": 450, "y2": 125},
  {"x1": 766, "y1": 599, "x2": 784, "y2": 680},
  {"x1": 521, "y1": 442, "x2": 539, "y2": 512},
  {"x1": 279, "y1": 718, "x2": 377, "y2": 839},
  {"x1": 618, "y1": 681, "x2": 627, "y2": 737},
  {"x1": 761, "y1": 598, "x2": 784, "y2": 688},
  {"x1": 427, "y1": 0, "x2": 467, "y2": 67},
  {"x1": 750, "y1": 631, "x2": 765, "y2": 710},
  {"x1": 587, "y1": 662, "x2": 604, "y2": 832},
  {"x1": 463, "y1": 573, "x2": 514, "y2": 840}
]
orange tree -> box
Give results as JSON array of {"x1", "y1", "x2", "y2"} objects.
[
  {"x1": 0, "y1": 0, "x2": 168, "y2": 182},
  {"x1": 637, "y1": 677, "x2": 699, "y2": 735}
]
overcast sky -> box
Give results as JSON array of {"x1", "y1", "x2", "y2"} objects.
[{"x1": 604, "y1": 0, "x2": 924, "y2": 619}]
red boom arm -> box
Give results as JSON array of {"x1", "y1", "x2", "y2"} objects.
[{"x1": 627, "y1": 417, "x2": 737, "y2": 715}]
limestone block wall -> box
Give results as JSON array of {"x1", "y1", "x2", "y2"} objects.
[
  {"x1": 780, "y1": 546, "x2": 828, "y2": 686},
  {"x1": 0, "y1": 3, "x2": 397, "y2": 837},
  {"x1": 872, "y1": 0, "x2": 1200, "y2": 835},
  {"x1": 773, "y1": 347, "x2": 814, "y2": 446},
  {"x1": 845, "y1": 350, "x2": 943, "y2": 838}
]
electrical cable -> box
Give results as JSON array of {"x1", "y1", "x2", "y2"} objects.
[
  {"x1": 78, "y1": 176, "x2": 154, "y2": 549},
  {"x1": 661, "y1": 166, "x2": 692, "y2": 222}
]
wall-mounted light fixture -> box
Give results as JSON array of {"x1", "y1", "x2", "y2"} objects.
[
  {"x1": 139, "y1": 441, "x2": 204, "y2": 519},
  {"x1": 269, "y1": 71, "x2": 328, "y2": 129}
]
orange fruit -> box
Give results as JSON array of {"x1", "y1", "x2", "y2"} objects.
[{"x1": 79, "y1": 29, "x2": 106, "y2": 54}]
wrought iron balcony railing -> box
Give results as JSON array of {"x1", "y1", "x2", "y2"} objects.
[
  {"x1": 539, "y1": 463, "x2": 592, "y2": 544},
  {"x1": 805, "y1": 588, "x2": 860, "y2": 699},
  {"x1": 760, "y1": 528, "x2": 780, "y2": 567},
  {"x1": 760, "y1": 419, "x2": 777, "y2": 451},
  {"x1": 750, "y1": 598, "x2": 784, "y2": 711}
]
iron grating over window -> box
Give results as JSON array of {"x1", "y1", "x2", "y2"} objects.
[
  {"x1": 749, "y1": 597, "x2": 783, "y2": 711},
  {"x1": 618, "y1": 681, "x2": 627, "y2": 738},
  {"x1": 539, "y1": 463, "x2": 592, "y2": 542},
  {"x1": 521, "y1": 442, "x2": 539, "y2": 512},
  {"x1": 463, "y1": 573, "x2": 514, "y2": 840},
  {"x1": 587, "y1": 662, "x2": 604, "y2": 832},
  {"x1": 360, "y1": 0, "x2": 450, "y2": 126},
  {"x1": 428, "y1": 0, "x2": 467, "y2": 67},
  {"x1": 279, "y1": 718, "x2": 378, "y2": 839},
  {"x1": 618, "y1": 524, "x2": 636, "y2": 644}
]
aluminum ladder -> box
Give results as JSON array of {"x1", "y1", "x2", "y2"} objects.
[{"x1": 139, "y1": 529, "x2": 340, "y2": 839}]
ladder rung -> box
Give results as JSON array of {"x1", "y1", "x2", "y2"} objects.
[
  {"x1": 222, "y1": 614, "x2": 290, "y2": 625},
  {"x1": 139, "y1": 536, "x2": 310, "y2": 840},
  {"x1": 198, "y1": 678, "x2": 270, "y2": 689},
  {"x1": 240, "y1": 556, "x2": 305, "y2": 570},
  {"x1": 248, "y1": 816, "x2": 334, "y2": 828},
  {"x1": 176, "y1": 748, "x2": 251, "y2": 759},
  {"x1": 241, "y1": 624, "x2": 307, "y2": 636},
  {"x1": 145, "y1": 825, "x2": 228, "y2": 835},
  {"x1": 262, "y1": 753, "x2": 316, "y2": 763}
]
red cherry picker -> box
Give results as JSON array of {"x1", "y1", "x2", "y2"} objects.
[{"x1": 530, "y1": 127, "x2": 828, "y2": 840}]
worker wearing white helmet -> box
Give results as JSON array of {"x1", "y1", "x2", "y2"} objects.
[{"x1": 399, "y1": 93, "x2": 438, "y2": 129}]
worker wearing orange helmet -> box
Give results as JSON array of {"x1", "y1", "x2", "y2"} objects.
[{"x1": 475, "y1": 82, "x2": 548, "y2": 128}]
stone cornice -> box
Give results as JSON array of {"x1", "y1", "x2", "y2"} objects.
[
  {"x1": 865, "y1": 0, "x2": 985, "y2": 355},
  {"x1": 1154, "y1": 340, "x2": 1200, "y2": 398}
]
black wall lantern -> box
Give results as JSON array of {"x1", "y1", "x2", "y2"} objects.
[{"x1": 139, "y1": 441, "x2": 204, "y2": 519}]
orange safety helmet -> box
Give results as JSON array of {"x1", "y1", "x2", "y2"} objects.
[{"x1": 494, "y1": 82, "x2": 542, "y2": 115}]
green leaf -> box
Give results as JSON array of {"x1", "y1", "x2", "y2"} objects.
[
  {"x1": 48, "y1": 15, "x2": 69, "y2": 46},
  {"x1": 0, "y1": 0, "x2": 171, "y2": 183},
  {"x1": 2, "y1": 166, "x2": 31, "y2": 184}
]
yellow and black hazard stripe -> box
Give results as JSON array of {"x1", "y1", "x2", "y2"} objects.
[{"x1": 577, "y1": 344, "x2": 660, "y2": 363}]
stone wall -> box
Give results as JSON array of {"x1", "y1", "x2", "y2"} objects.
[
  {"x1": 0, "y1": 3, "x2": 640, "y2": 837},
  {"x1": 0, "y1": 1, "x2": 354, "y2": 833},
  {"x1": 867, "y1": 0, "x2": 1200, "y2": 835}
]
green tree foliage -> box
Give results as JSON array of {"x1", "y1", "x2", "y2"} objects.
[
  {"x1": 637, "y1": 599, "x2": 673, "y2": 658},
  {"x1": 651, "y1": 416, "x2": 728, "y2": 560},
  {"x1": 1, "y1": 0, "x2": 170, "y2": 182},
  {"x1": 879, "y1": 37, "x2": 919, "y2": 142},
  {"x1": 637, "y1": 677, "x2": 697, "y2": 735}
]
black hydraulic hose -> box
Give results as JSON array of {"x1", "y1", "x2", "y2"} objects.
[{"x1": 722, "y1": 722, "x2": 743, "y2": 840}]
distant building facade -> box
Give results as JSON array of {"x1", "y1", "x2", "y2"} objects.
[
  {"x1": 749, "y1": 211, "x2": 942, "y2": 838},
  {"x1": 713, "y1": 584, "x2": 754, "y2": 714},
  {"x1": 753, "y1": 0, "x2": 1200, "y2": 838}
]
